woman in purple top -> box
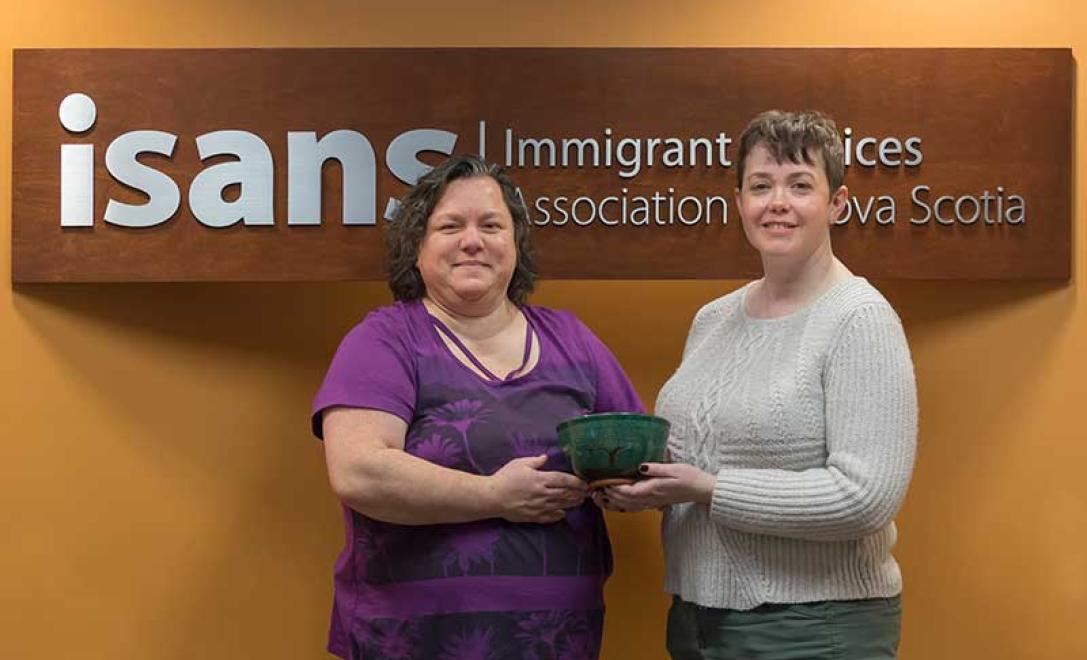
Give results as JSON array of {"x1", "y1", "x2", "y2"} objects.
[{"x1": 313, "y1": 154, "x2": 643, "y2": 660}]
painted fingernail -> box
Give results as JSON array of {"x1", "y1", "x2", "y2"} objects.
[{"x1": 639, "y1": 464, "x2": 649, "y2": 473}]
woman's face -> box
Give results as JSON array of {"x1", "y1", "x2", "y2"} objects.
[
  {"x1": 416, "y1": 176, "x2": 517, "y2": 311},
  {"x1": 735, "y1": 143, "x2": 847, "y2": 262}
]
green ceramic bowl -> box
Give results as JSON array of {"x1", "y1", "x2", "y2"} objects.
[{"x1": 556, "y1": 413, "x2": 670, "y2": 487}]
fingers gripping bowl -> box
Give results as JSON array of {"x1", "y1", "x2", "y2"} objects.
[{"x1": 556, "y1": 413, "x2": 670, "y2": 488}]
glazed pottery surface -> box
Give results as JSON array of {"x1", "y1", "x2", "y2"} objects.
[{"x1": 556, "y1": 413, "x2": 670, "y2": 487}]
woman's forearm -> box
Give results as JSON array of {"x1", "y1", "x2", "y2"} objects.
[
  {"x1": 323, "y1": 407, "x2": 504, "y2": 525},
  {"x1": 329, "y1": 446, "x2": 502, "y2": 525}
]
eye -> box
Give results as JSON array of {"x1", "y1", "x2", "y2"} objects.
[{"x1": 748, "y1": 181, "x2": 771, "y2": 192}]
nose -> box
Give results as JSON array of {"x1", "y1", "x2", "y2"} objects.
[
  {"x1": 769, "y1": 186, "x2": 789, "y2": 213},
  {"x1": 459, "y1": 224, "x2": 484, "y2": 251}
]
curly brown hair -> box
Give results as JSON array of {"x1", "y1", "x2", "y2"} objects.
[
  {"x1": 736, "y1": 110, "x2": 846, "y2": 192},
  {"x1": 385, "y1": 154, "x2": 537, "y2": 304}
]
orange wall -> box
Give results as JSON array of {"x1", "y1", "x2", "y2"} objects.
[{"x1": 2, "y1": 2, "x2": 1085, "y2": 659}]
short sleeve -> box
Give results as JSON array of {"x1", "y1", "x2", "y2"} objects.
[
  {"x1": 569, "y1": 316, "x2": 645, "y2": 415},
  {"x1": 311, "y1": 307, "x2": 417, "y2": 439}
]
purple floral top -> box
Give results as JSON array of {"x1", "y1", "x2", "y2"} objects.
[{"x1": 312, "y1": 301, "x2": 643, "y2": 660}]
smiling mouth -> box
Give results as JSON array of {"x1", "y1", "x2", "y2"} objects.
[
  {"x1": 762, "y1": 222, "x2": 797, "y2": 229},
  {"x1": 455, "y1": 261, "x2": 490, "y2": 268}
]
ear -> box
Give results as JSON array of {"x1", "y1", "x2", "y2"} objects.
[
  {"x1": 733, "y1": 186, "x2": 743, "y2": 215},
  {"x1": 829, "y1": 185, "x2": 848, "y2": 223}
]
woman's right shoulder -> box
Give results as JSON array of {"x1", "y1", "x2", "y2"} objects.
[
  {"x1": 358, "y1": 300, "x2": 413, "y2": 326},
  {"x1": 690, "y1": 285, "x2": 748, "y2": 329},
  {"x1": 341, "y1": 301, "x2": 424, "y2": 346},
  {"x1": 678, "y1": 286, "x2": 748, "y2": 357}
]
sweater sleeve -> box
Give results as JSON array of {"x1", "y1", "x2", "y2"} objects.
[{"x1": 707, "y1": 303, "x2": 918, "y2": 541}]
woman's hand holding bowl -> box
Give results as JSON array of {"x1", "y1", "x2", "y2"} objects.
[
  {"x1": 487, "y1": 454, "x2": 589, "y2": 524},
  {"x1": 595, "y1": 462, "x2": 715, "y2": 512}
]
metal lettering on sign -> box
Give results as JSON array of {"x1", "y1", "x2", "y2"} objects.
[
  {"x1": 190, "y1": 130, "x2": 274, "y2": 228},
  {"x1": 103, "y1": 130, "x2": 180, "y2": 228},
  {"x1": 11, "y1": 48, "x2": 1073, "y2": 282},
  {"x1": 287, "y1": 130, "x2": 377, "y2": 226}
]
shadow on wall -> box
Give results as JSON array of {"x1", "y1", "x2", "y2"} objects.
[
  {"x1": 874, "y1": 277, "x2": 1077, "y2": 660},
  {"x1": 11, "y1": 281, "x2": 399, "y2": 659},
  {"x1": 872, "y1": 277, "x2": 1074, "y2": 488},
  {"x1": 12, "y1": 280, "x2": 394, "y2": 365},
  {"x1": 12, "y1": 275, "x2": 1075, "y2": 417}
]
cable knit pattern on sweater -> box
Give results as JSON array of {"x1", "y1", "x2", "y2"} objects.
[{"x1": 655, "y1": 277, "x2": 917, "y2": 610}]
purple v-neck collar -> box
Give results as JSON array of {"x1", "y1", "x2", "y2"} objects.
[{"x1": 426, "y1": 307, "x2": 537, "y2": 383}]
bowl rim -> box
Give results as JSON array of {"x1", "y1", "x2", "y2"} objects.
[{"x1": 556, "y1": 412, "x2": 671, "y2": 434}]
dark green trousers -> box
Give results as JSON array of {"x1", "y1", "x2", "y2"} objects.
[{"x1": 666, "y1": 595, "x2": 901, "y2": 660}]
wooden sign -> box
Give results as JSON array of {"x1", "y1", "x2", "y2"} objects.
[{"x1": 12, "y1": 48, "x2": 1072, "y2": 282}]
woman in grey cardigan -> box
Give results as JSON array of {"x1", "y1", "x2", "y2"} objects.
[{"x1": 599, "y1": 110, "x2": 917, "y2": 659}]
